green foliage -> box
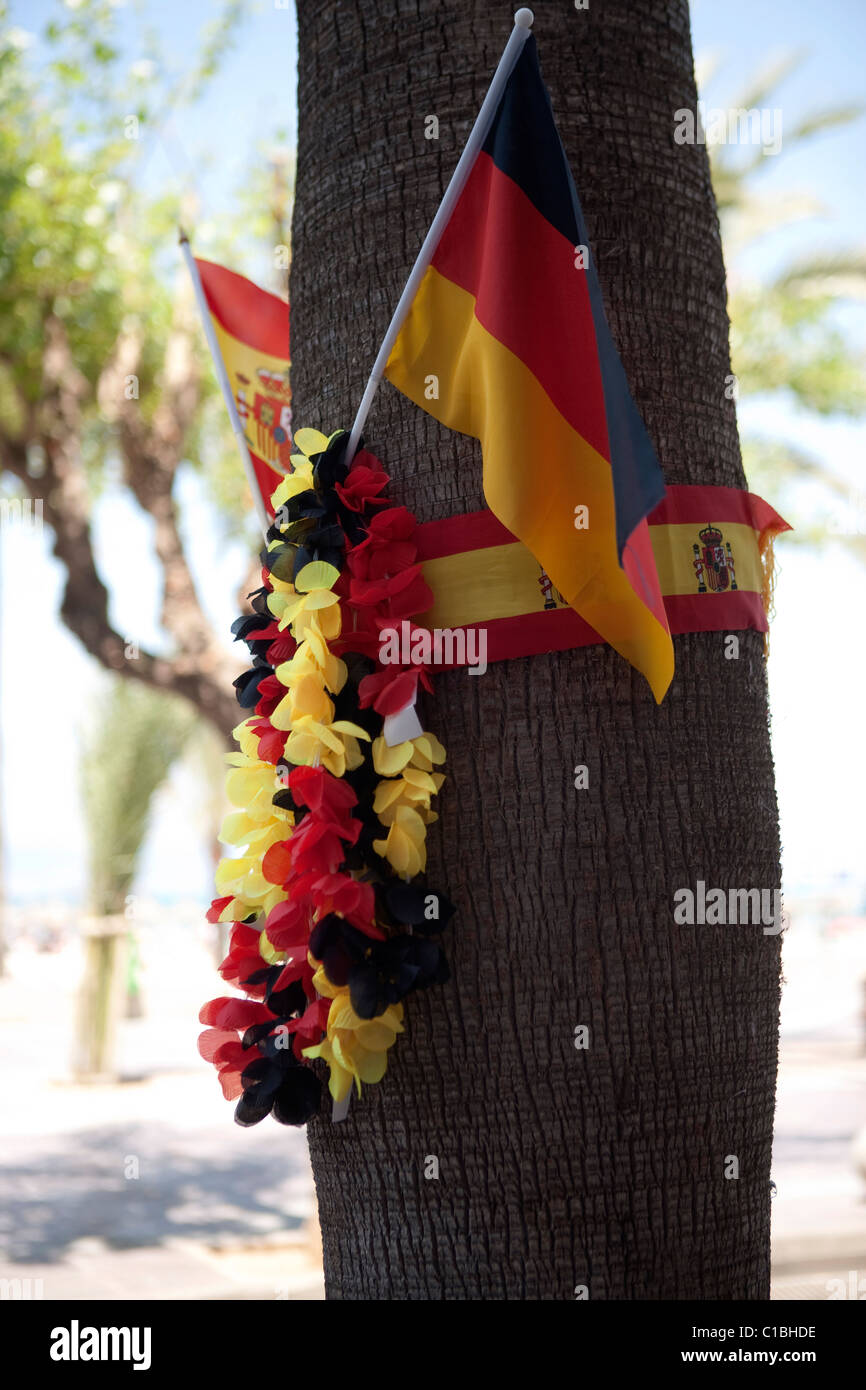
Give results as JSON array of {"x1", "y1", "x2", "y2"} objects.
[
  {"x1": 0, "y1": 3, "x2": 169, "y2": 408},
  {"x1": 730, "y1": 289, "x2": 866, "y2": 415},
  {"x1": 706, "y1": 52, "x2": 866, "y2": 552},
  {"x1": 80, "y1": 679, "x2": 196, "y2": 916},
  {"x1": 0, "y1": 0, "x2": 283, "y2": 535}
]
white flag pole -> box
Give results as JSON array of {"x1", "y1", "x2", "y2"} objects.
[
  {"x1": 349, "y1": 10, "x2": 534, "y2": 750},
  {"x1": 178, "y1": 229, "x2": 271, "y2": 538},
  {"x1": 344, "y1": 8, "x2": 534, "y2": 468}
]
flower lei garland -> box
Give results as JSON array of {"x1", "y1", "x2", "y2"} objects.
[{"x1": 198, "y1": 428, "x2": 456, "y2": 1126}]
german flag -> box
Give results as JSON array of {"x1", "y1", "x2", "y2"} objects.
[
  {"x1": 195, "y1": 259, "x2": 291, "y2": 516},
  {"x1": 385, "y1": 36, "x2": 674, "y2": 701}
]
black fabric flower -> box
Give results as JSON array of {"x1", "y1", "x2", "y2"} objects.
[
  {"x1": 232, "y1": 969, "x2": 322, "y2": 1128},
  {"x1": 235, "y1": 1049, "x2": 321, "y2": 1127},
  {"x1": 310, "y1": 913, "x2": 449, "y2": 1020},
  {"x1": 233, "y1": 661, "x2": 273, "y2": 708},
  {"x1": 309, "y1": 914, "x2": 371, "y2": 987},
  {"x1": 231, "y1": 613, "x2": 273, "y2": 642},
  {"x1": 349, "y1": 935, "x2": 449, "y2": 1020},
  {"x1": 385, "y1": 880, "x2": 457, "y2": 935}
]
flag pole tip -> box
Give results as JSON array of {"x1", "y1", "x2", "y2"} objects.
[{"x1": 514, "y1": 7, "x2": 533, "y2": 28}]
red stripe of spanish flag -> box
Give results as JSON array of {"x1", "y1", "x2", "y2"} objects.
[
  {"x1": 196, "y1": 259, "x2": 289, "y2": 358},
  {"x1": 195, "y1": 258, "x2": 292, "y2": 517}
]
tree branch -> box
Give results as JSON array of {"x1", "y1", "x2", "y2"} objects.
[{"x1": 0, "y1": 315, "x2": 241, "y2": 737}]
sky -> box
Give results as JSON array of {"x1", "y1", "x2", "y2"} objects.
[{"x1": 2, "y1": 0, "x2": 865, "y2": 908}]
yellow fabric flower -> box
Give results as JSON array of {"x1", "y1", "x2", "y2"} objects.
[
  {"x1": 224, "y1": 758, "x2": 286, "y2": 823},
  {"x1": 309, "y1": 963, "x2": 341, "y2": 1000},
  {"x1": 291, "y1": 426, "x2": 331, "y2": 461},
  {"x1": 275, "y1": 640, "x2": 346, "y2": 696},
  {"x1": 209, "y1": 859, "x2": 287, "y2": 923},
  {"x1": 303, "y1": 967, "x2": 404, "y2": 1101},
  {"x1": 230, "y1": 718, "x2": 257, "y2": 759},
  {"x1": 268, "y1": 560, "x2": 342, "y2": 640},
  {"x1": 220, "y1": 812, "x2": 290, "y2": 857},
  {"x1": 283, "y1": 715, "x2": 370, "y2": 778},
  {"x1": 259, "y1": 928, "x2": 285, "y2": 966},
  {"x1": 372, "y1": 732, "x2": 446, "y2": 776},
  {"x1": 264, "y1": 575, "x2": 298, "y2": 630},
  {"x1": 220, "y1": 740, "x2": 294, "y2": 861},
  {"x1": 409, "y1": 732, "x2": 447, "y2": 773},
  {"x1": 270, "y1": 466, "x2": 313, "y2": 513},
  {"x1": 270, "y1": 427, "x2": 346, "y2": 516},
  {"x1": 373, "y1": 804, "x2": 429, "y2": 876},
  {"x1": 214, "y1": 850, "x2": 284, "y2": 914},
  {"x1": 373, "y1": 767, "x2": 443, "y2": 825},
  {"x1": 270, "y1": 671, "x2": 335, "y2": 731}
]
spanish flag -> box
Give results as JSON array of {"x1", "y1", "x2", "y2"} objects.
[
  {"x1": 385, "y1": 36, "x2": 674, "y2": 701},
  {"x1": 195, "y1": 259, "x2": 292, "y2": 516}
]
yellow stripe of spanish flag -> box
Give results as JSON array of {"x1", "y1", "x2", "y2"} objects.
[
  {"x1": 386, "y1": 265, "x2": 674, "y2": 700},
  {"x1": 418, "y1": 522, "x2": 765, "y2": 632},
  {"x1": 210, "y1": 319, "x2": 290, "y2": 404}
]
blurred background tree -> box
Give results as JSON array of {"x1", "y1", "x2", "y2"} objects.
[
  {"x1": 81, "y1": 680, "x2": 196, "y2": 919},
  {"x1": 0, "y1": 0, "x2": 293, "y2": 739},
  {"x1": 75, "y1": 678, "x2": 196, "y2": 1075},
  {"x1": 0, "y1": 0, "x2": 292, "y2": 974}
]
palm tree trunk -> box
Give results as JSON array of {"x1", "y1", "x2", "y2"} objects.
[{"x1": 292, "y1": 0, "x2": 781, "y2": 1299}]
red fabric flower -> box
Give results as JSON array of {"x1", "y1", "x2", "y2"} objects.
[
  {"x1": 248, "y1": 619, "x2": 282, "y2": 645},
  {"x1": 250, "y1": 717, "x2": 286, "y2": 765},
  {"x1": 199, "y1": 997, "x2": 273, "y2": 1031},
  {"x1": 331, "y1": 614, "x2": 382, "y2": 660},
  {"x1": 349, "y1": 565, "x2": 434, "y2": 620},
  {"x1": 288, "y1": 813, "x2": 360, "y2": 865},
  {"x1": 254, "y1": 672, "x2": 286, "y2": 718},
  {"x1": 272, "y1": 949, "x2": 316, "y2": 997},
  {"x1": 219, "y1": 923, "x2": 267, "y2": 995},
  {"x1": 311, "y1": 872, "x2": 383, "y2": 937},
  {"x1": 358, "y1": 665, "x2": 433, "y2": 715},
  {"x1": 367, "y1": 505, "x2": 418, "y2": 543},
  {"x1": 263, "y1": 895, "x2": 313, "y2": 951},
  {"x1": 206, "y1": 895, "x2": 235, "y2": 924},
  {"x1": 345, "y1": 507, "x2": 419, "y2": 580},
  {"x1": 284, "y1": 996, "x2": 331, "y2": 1045},
  {"x1": 198, "y1": 1030, "x2": 261, "y2": 1101},
  {"x1": 265, "y1": 632, "x2": 297, "y2": 665},
  {"x1": 262, "y1": 838, "x2": 294, "y2": 887},
  {"x1": 289, "y1": 765, "x2": 357, "y2": 818},
  {"x1": 334, "y1": 449, "x2": 391, "y2": 511}
]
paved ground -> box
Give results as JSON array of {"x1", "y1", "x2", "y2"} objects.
[
  {"x1": 770, "y1": 921, "x2": 866, "y2": 1297},
  {"x1": 1, "y1": 914, "x2": 864, "y2": 1300},
  {"x1": 0, "y1": 921, "x2": 324, "y2": 1299}
]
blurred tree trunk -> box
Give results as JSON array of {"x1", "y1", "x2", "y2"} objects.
[
  {"x1": 73, "y1": 682, "x2": 194, "y2": 1079},
  {"x1": 292, "y1": 0, "x2": 781, "y2": 1299},
  {"x1": 72, "y1": 918, "x2": 127, "y2": 1081}
]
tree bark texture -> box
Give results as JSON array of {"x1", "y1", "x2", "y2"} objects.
[{"x1": 292, "y1": 0, "x2": 782, "y2": 1299}]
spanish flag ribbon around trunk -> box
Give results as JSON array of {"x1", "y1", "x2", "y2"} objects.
[
  {"x1": 384, "y1": 34, "x2": 674, "y2": 702},
  {"x1": 412, "y1": 487, "x2": 790, "y2": 665},
  {"x1": 195, "y1": 257, "x2": 292, "y2": 513}
]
